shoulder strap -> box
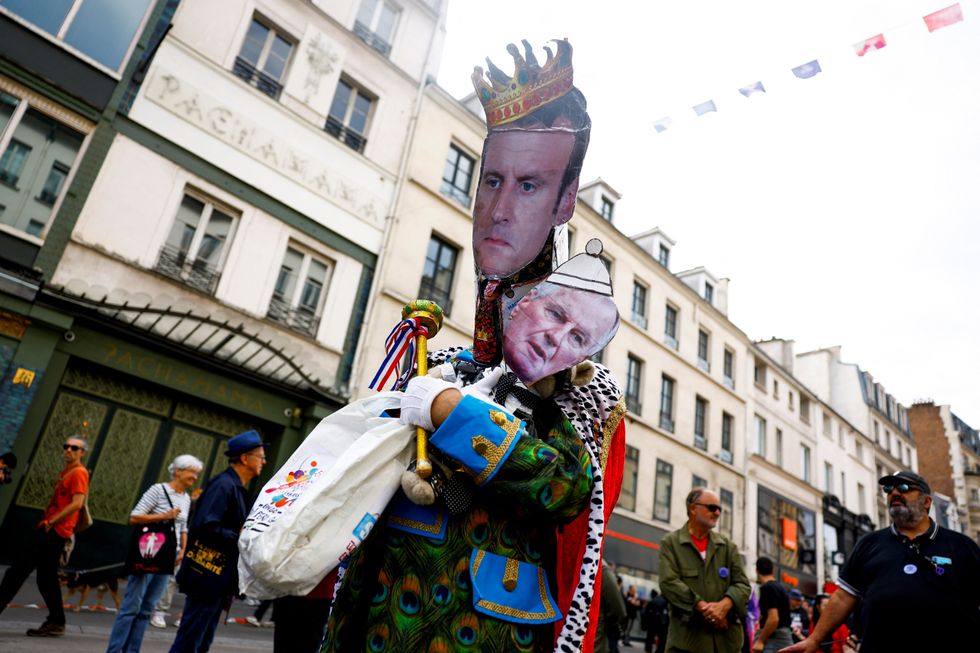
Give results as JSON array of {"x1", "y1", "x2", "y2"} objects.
[{"x1": 159, "y1": 483, "x2": 175, "y2": 509}]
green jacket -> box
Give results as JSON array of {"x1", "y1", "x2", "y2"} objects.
[{"x1": 658, "y1": 527, "x2": 751, "y2": 653}]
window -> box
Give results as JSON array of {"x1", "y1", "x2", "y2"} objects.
[
  {"x1": 719, "y1": 488, "x2": 734, "y2": 537},
  {"x1": 591, "y1": 348, "x2": 604, "y2": 365},
  {"x1": 824, "y1": 462, "x2": 833, "y2": 494},
  {"x1": 418, "y1": 235, "x2": 458, "y2": 316},
  {"x1": 659, "y1": 375, "x2": 675, "y2": 433},
  {"x1": 599, "y1": 253, "x2": 614, "y2": 282},
  {"x1": 631, "y1": 281, "x2": 648, "y2": 329},
  {"x1": 753, "y1": 358, "x2": 767, "y2": 388},
  {"x1": 800, "y1": 396, "x2": 811, "y2": 424},
  {"x1": 704, "y1": 281, "x2": 714, "y2": 305},
  {"x1": 720, "y1": 412, "x2": 733, "y2": 464},
  {"x1": 326, "y1": 78, "x2": 373, "y2": 153},
  {"x1": 873, "y1": 420, "x2": 880, "y2": 443},
  {"x1": 855, "y1": 439, "x2": 863, "y2": 463},
  {"x1": 822, "y1": 413, "x2": 832, "y2": 437},
  {"x1": 971, "y1": 488, "x2": 980, "y2": 504},
  {"x1": 267, "y1": 245, "x2": 332, "y2": 336},
  {"x1": 788, "y1": 391, "x2": 794, "y2": 411},
  {"x1": 692, "y1": 474, "x2": 707, "y2": 489},
  {"x1": 697, "y1": 329, "x2": 710, "y2": 372},
  {"x1": 653, "y1": 459, "x2": 673, "y2": 522},
  {"x1": 723, "y1": 348, "x2": 734, "y2": 389},
  {"x1": 353, "y1": 0, "x2": 399, "y2": 57},
  {"x1": 775, "y1": 428, "x2": 783, "y2": 466},
  {"x1": 0, "y1": 0, "x2": 152, "y2": 71},
  {"x1": 233, "y1": 17, "x2": 293, "y2": 99},
  {"x1": 857, "y1": 482, "x2": 866, "y2": 514},
  {"x1": 156, "y1": 193, "x2": 237, "y2": 294},
  {"x1": 440, "y1": 144, "x2": 475, "y2": 207},
  {"x1": 840, "y1": 471, "x2": 847, "y2": 504},
  {"x1": 773, "y1": 379, "x2": 780, "y2": 400},
  {"x1": 664, "y1": 304, "x2": 678, "y2": 349},
  {"x1": 600, "y1": 195, "x2": 614, "y2": 221},
  {"x1": 694, "y1": 396, "x2": 707, "y2": 450},
  {"x1": 800, "y1": 444, "x2": 811, "y2": 483},
  {"x1": 625, "y1": 355, "x2": 643, "y2": 415},
  {"x1": 753, "y1": 414, "x2": 767, "y2": 457},
  {"x1": 619, "y1": 446, "x2": 638, "y2": 511},
  {"x1": 0, "y1": 96, "x2": 85, "y2": 238},
  {"x1": 658, "y1": 244, "x2": 670, "y2": 269}
]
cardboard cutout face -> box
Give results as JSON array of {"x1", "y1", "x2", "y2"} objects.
[
  {"x1": 473, "y1": 128, "x2": 579, "y2": 277},
  {"x1": 503, "y1": 281, "x2": 619, "y2": 384}
]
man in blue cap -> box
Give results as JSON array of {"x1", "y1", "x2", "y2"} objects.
[{"x1": 169, "y1": 430, "x2": 267, "y2": 653}]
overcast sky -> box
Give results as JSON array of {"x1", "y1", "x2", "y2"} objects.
[{"x1": 437, "y1": 0, "x2": 980, "y2": 427}]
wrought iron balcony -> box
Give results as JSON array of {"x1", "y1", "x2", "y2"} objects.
[
  {"x1": 626, "y1": 395, "x2": 642, "y2": 416},
  {"x1": 353, "y1": 21, "x2": 392, "y2": 57},
  {"x1": 266, "y1": 295, "x2": 320, "y2": 338},
  {"x1": 324, "y1": 116, "x2": 367, "y2": 153},
  {"x1": 155, "y1": 245, "x2": 221, "y2": 295},
  {"x1": 232, "y1": 57, "x2": 284, "y2": 100}
]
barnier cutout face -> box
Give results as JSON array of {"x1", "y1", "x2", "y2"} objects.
[
  {"x1": 473, "y1": 128, "x2": 578, "y2": 277},
  {"x1": 503, "y1": 282, "x2": 618, "y2": 384}
]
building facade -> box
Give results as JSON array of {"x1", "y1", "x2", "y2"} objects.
[{"x1": 0, "y1": 0, "x2": 447, "y2": 569}]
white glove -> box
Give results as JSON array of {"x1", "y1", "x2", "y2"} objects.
[
  {"x1": 459, "y1": 366, "x2": 505, "y2": 405},
  {"x1": 399, "y1": 375, "x2": 455, "y2": 432}
]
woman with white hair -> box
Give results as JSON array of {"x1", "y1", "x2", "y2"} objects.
[{"x1": 105, "y1": 454, "x2": 203, "y2": 653}]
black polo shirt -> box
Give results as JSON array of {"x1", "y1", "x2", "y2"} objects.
[{"x1": 837, "y1": 519, "x2": 980, "y2": 652}]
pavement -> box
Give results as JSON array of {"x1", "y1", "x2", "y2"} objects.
[
  {"x1": 1, "y1": 569, "x2": 654, "y2": 652},
  {"x1": 0, "y1": 568, "x2": 273, "y2": 652}
]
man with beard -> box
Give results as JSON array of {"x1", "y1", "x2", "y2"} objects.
[{"x1": 780, "y1": 470, "x2": 980, "y2": 653}]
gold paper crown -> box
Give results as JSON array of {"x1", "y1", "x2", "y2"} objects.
[{"x1": 471, "y1": 39, "x2": 574, "y2": 129}]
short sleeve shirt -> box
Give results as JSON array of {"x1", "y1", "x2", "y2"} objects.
[
  {"x1": 758, "y1": 580, "x2": 791, "y2": 631},
  {"x1": 838, "y1": 521, "x2": 980, "y2": 652},
  {"x1": 44, "y1": 463, "x2": 89, "y2": 538}
]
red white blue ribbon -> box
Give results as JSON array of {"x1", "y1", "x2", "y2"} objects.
[{"x1": 369, "y1": 317, "x2": 428, "y2": 391}]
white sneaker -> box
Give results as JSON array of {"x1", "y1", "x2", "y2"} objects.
[
  {"x1": 173, "y1": 618, "x2": 181, "y2": 628},
  {"x1": 245, "y1": 616, "x2": 261, "y2": 627},
  {"x1": 149, "y1": 613, "x2": 167, "y2": 629}
]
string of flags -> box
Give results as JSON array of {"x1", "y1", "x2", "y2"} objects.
[{"x1": 653, "y1": 3, "x2": 966, "y2": 133}]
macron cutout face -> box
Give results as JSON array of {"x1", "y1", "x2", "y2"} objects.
[
  {"x1": 502, "y1": 282, "x2": 619, "y2": 384},
  {"x1": 473, "y1": 129, "x2": 578, "y2": 277}
]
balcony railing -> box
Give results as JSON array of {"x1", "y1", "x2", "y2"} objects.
[
  {"x1": 155, "y1": 245, "x2": 222, "y2": 295},
  {"x1": 232, "y1": 57, "x2": 284, "y2": 100},
  {"x1": 324, "y1": 116, "x2": 367, "y2": 153},
  {"x1": 723, "y1": 375, "x2": 735, "y2": 390},
  {"x1": 664, "y1": 334, "x2": 678, "y2": 350},
  {"x1": 352, "y1": 21, "x2": 392, "y2": 57},
  {"x1": 659, "y1": 414, "x2": 675, "y2": 433},
  {"x1": 626, "y1": 395, "x2": 642, "y2": 416},
  {"x1": 631, "y1": 312, "x2": 648, "y2": 329},
  {"x1": 266, "y1": 295, "x2": 320, "y2": 338},
  {"x1": 719, "y1": 449, "x2": 733, "y2": 464},
  {"x1": 697, "y1": 358, "x2": 710, "y2": 373},
  {"x1": 694, "y1": 434, "x2": 707, "y2": 451},
  {"x1": 440, "y1": 180, "x2": 471, "y2": 208}
]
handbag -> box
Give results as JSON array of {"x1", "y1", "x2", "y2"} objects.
[
  {"x1": 178, "y1": 532, "x2": 236, "y2": 597},
  {"x1": 126, "y1": 484, "x2": 178, "y2": 575},
  {"x1": 238, "y1": 391, "x2": 413, "y2": 599}
]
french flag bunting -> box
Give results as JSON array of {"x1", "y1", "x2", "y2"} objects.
[
  {"x1": 792, "y1": 60, "x2": 822, "y2": 79},
  {"x1": 854, "y1": 34, "x2": 887, "y2": 56},
  {"x1": 923, "y1": 3, "x2": 963, "y2": 32},
  {"x1": 693, "y1": 100, "x2": 717, "y2": 116},
  {"x1": 739, "y1": 81, "x2": 766, "y2": 97}
]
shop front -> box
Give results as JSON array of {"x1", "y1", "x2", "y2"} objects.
[{"x1": 757, "y1": 486, "x2": 819, "y2": 596}]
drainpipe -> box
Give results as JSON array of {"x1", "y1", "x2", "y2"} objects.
[{"x1": 346, "y1": 14, "x2": 444, "y2": 396}]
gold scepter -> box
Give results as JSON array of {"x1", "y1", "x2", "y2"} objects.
[{"x1": 402, "y1": 300, "x2": 444, "y2": 479}]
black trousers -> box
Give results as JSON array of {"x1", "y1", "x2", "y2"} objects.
[
  {"x1": 273, "y1": 595, "x2": 332, "y2": 653},
  {"x1": 0, "y1": 527, "x2": 67, "y2": 625}
]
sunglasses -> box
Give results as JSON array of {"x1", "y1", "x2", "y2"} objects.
[
  {"x1": 695, "y1": 502, "x2": 723, "y2": 513},
  {"x1": 881, "y1": 483, "x2": 917, "y2": 494},
  {"x1": 63, "y1": 444, "x2": 83, "y2": 452}
]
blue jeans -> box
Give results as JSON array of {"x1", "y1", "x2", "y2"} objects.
[{"x1": 106, "y1": 573, "x2": 170, "y2": 653}]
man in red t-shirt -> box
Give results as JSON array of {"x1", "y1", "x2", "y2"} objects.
[{"x1": 0, "y1": 435, "x2": 90, "y2": 637}]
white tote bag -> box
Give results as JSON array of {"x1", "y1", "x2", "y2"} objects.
[{"x1": 238, "y1": 392, "x2": 412, "y2": 599}]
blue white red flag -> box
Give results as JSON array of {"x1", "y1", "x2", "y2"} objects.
[
  {"x1": 693, "y1": 100, "x2": 717, "y2": 116},
  {"x1": 739, "y1": 81, "x2": 766, "y2": 97},
  {"x1": 854, "y1": 34, "x2": 887, "y2": 56},
  {"x1": 923, "y1": 3, "x2": 963, "y2": 32},
  {"x1": 792, "y1": 60, "x2": 822, "y2": 79}
]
